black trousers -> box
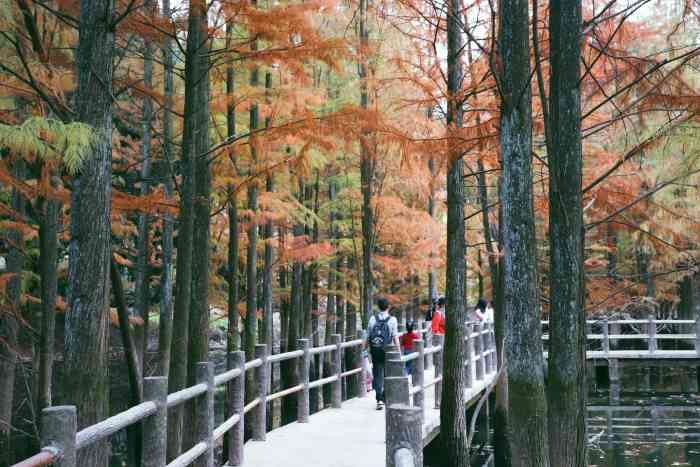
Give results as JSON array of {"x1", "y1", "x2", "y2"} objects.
[{"x1": 370, "y1": 348, "x2": 386, "y2": 402}]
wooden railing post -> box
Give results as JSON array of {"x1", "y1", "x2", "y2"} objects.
[
  {"x1": 142, "y1": 377, "x2": 167, "y2": 467},
  {"x1": 488, "y1": 322, "x2": 496, "y2": 373},
  {"x1": 228, "y1": 351, "x2": 245, "y2": 466},
  {"x1": 385, "y1": 376, "x2": 410, "y2": 406},
  {"x1": 648, "y1": 313, "x2": 657, "y2": 355},
  {"x1": 422, "y1": 322, "x2": 433, "y2": 370},
  {"x1": 386, "y1": 350, "x2": 404, "y2": 378},
  {"x1": 386, "y1": 404, "x2": 423, "y2": 467},
  {"x1": 194, "y1": 362, "x2": 214, "y2": 467},
  {"x1": 412, "y1": 339, "x2": 424, "y2": 411},
  {"x1": 475, "y1": 322, "x2": 484, "y2": 381},
  {"x1": 464, "y1": 323, "x2": 473, "y2": 389},
  {"x1": 253, "y1": 344, "x2": 268, "y2": 440},
  {"x1": 41, "y1": 405, "x2": 76, "y2": 467},
  {"x1": 357, "y1": 331, "x2": 367, "y2": 398},
  {"x1": 433, "y1": 334, "x2": 443, "y2": 408},
  {"x1": 297, "y1": 338, "x2": 310, "y2": 422},
  {"x1": 331, "y1": 334, "x2": 343, "y2": 408},
  {"x1": 602, "y1": 317, "x2": 610, "y2": 355}
]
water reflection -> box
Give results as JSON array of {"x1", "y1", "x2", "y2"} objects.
[
  {"x1": 425, "y1": 363, "x2": 700, "y2": 466},
  {"x1": 589, "y1": 363, "x2": 700, "y2": 467}
]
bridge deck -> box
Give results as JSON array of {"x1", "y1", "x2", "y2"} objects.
[{"x1": 243, "y1": 367, "x2": 496, "y2": 467}]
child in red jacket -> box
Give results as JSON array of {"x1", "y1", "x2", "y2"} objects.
[{"x1": 400, "y1": 322, "x2": 419, "y2": 375}]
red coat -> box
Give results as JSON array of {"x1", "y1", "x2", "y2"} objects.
[
  {"x1": 400, "y1": 331, "x2": 419, "y2": 350},
  {"x1": 431, "y1": 309, "x2": 445, "y2": 335}
]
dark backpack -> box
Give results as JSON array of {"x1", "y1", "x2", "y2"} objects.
[{"x1": 369, "y1": 315, "x2": 392, "y2": 349}]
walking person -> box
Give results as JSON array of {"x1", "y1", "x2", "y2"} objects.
[
  {"x1": 474, "y1": 298, "x2": 494, "y2": 323},
  {"x1": 431, "y1": 296, "x2": 445, "y2": 335},
  {"x1": 366, "y1": 297, "x2": 400, "y2": 410}
]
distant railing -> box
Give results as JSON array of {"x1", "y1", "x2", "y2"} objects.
[
  {"x1": 11, "y1": 335, "x2": 366, "y2": 467},
  {"x1": 384, "y1": 321, "x2": 497, "y2": 467},
  {"x1": 541, "y1": 317, "x2": 700, "y2": 356}
]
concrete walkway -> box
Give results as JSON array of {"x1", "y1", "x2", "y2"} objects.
[{"x1": 243, "y1": 367, "x2": 498, "y2": 467}]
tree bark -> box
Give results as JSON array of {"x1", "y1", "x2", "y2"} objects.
[
  {"x1": 359, "y1": 0, "x2": 374, "y2": 327},
  {"x1": 110, "y1": 256, "x2": 143, "y2": 467},
  {"x1": 439, "y1": 0, "x2": 469, "y2": 463},
  {"x1": 135, "y1": 20, "x2": 154, "y2": 371},
  {"x1": 185, "y1": 0, "x2": 211, "y2": 454},
  {"x1": 37, "y1": 183, "x2": 60, "y2": 413},
  {"x1": 63, "y1": 0, "x2": 115, "y2": 461},
  {"x1": 0, "y1": 161, "x2": 25, "y2": 466},
  {"x1": 167, "y1": 0, "x2": 208, "y2": 456},
  {"x1": 546, "y1": 0, "x2": 587, "y2": 465},
  {"x1": 282, "y1": 199, "x2": 304, "y2": 424},
  {"x1": 244, "y1": 60, "x2": 260, "y2": 439},
  {"x1": 157, "y1": 0, "x2": 175, "y2": 378},
  {"x1": 498, "y1": 0, "x2": 550, "y2": 464}
]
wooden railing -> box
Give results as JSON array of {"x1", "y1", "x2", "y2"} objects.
[
  {"x1": 11, "y1": 335, "x2": 365, "y2": 467},
  {"x1": 385, "y1": 321, "x2": 497, "y2": 467},
  {"x1": 542, "y1": 318, "x2": 700, "y2": 356}
]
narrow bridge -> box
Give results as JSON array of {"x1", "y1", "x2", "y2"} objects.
[{"x1": 13, "y1": 319, "x2": 700, "y2": 467}]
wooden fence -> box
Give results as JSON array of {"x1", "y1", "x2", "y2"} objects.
[
  {"x1": 11, "y1": 334, "x2": 365, "y2": 467},
  {"x1": 541, "y1": 317, "x2": 700, "y2": 357},
  {"x1": 385, "y1": 321, "x2": 497, "y2": 467}
]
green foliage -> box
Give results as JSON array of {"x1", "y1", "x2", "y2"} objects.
[{"x1": 0, "y1": 117, "x2": 95, "y2": 174}]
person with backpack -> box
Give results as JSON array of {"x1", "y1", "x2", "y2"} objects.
[
  {"x1": 366, "y1": 297, "x2": 399, "y2": 410},
  {"x1": 431, "y1": 296, "x2": 445, "y2": 335}
]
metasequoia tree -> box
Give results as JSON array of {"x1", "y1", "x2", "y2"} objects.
[
  {"x1": 63, "y1": 0, "x2": 116, "y2": 464},
  {"x1": 167, "y1": 0, "x2": 210, "y2": 457},
  {"x1": 497, "y1": 0, "x2": 550, "y2": 465},
  {"x1": 545, "y1": 0, "x2": 587, "y2": 464},
  {"x1": 439, "y1": 0, "x2": 470, "y2": 464}
]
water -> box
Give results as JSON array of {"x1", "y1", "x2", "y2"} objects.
[
  {"x1": 425, "y1": 363, "x2": 700, "y2": 466},
  {"x1": 589, "y1": 363, "x2": 700, "y2": 467}
]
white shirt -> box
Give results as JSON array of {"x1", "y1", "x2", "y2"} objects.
[{"x1": 484, "y1": 306, "x2": 494, "y2": 323}]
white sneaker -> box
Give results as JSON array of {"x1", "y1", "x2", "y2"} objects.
[{"x1": 376, "y1": 401, "x2": 384, "y2": 410}]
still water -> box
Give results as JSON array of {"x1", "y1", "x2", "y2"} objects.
[
  {"x1": 589, "y1": 363, "x2": 700, "y2": 467},
  {"x1": 426, "y1": 364, "x2": 700, "y2": 466}
]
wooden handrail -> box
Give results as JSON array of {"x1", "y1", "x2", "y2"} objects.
[{"x1": 14, "y1": 333, "x2": 369, "y2": 467}]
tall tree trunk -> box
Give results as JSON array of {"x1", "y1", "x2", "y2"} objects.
[
  {"x1": 225, "y1": 19, "x2": 240, "y2": 354},
  {"x1": 37, "y1": 183, "x2": 60, "y2": 413},
  {"x1": 323, "y1": 181, "x2": 337, "y2": 405},
  {"x1": 185, "y1": 2, "x2": 211, "y2": 457},
  {"x1": 427, "y1": 136, "x2": 437, "y2": 302},
  {"x1": 498, "y1": 0, "x2": 550, "y2": 464},
  {"x1": 344, "y1": 257, "x2": 358, "y2": 398},
  {"x1": 282, "y1": 202, "x2": 304, "y2": 424},
  {"x1": 477, "y1": 159, "x2": 497, "y2": 289},
  {"x1": 244, "y1": 58, "x2": 260, "y2": 439},
  {"x1": 167, "y1": 0, "x2": 207, "y2": 455},
  {"x1": 157, "y1": 0, "x2": 175, "y2": 378},
  {"x1": 310, "y1": 173, "x2": 322, "y2": 412},
  {"x1": 0, "y1": 161, "x2": 25, "y2": 466},
  {"x1": 110, "y1": 256, "x2": 143, "y2": 467},
  {"x1": 546, "y1": 0, "x2": 587, "y2": 464},
  {"x1": 63, "y1": 0, "x2": 115, "y2": 461},
  {"x1": 359, "y1": 0, "x2": 374, "y2": 326},
  {"x1": 440, "y1": 0, "x2": 469, "y2": 462},
  {"x1": 135, "y1": 21, "x2": 154, "y2": 371},
  {"x1": 262, "y1": 175, "x2": 275, "y2": 426}
]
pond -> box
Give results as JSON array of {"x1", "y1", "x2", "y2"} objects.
[{"x1": 425, "y1": 363, "x2": 700, "y2": 466}]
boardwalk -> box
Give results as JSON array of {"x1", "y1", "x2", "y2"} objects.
[
  {"x1": 14, "y1": 318, "x2": 700, "y2": 467},
  {"x1": 244, "y1": 368, "x2": 497, "y2": 467}
]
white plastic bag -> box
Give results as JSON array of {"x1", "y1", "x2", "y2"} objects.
[{"x1": 362, "y1": 350, "x2": 372, "y2": 390}]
